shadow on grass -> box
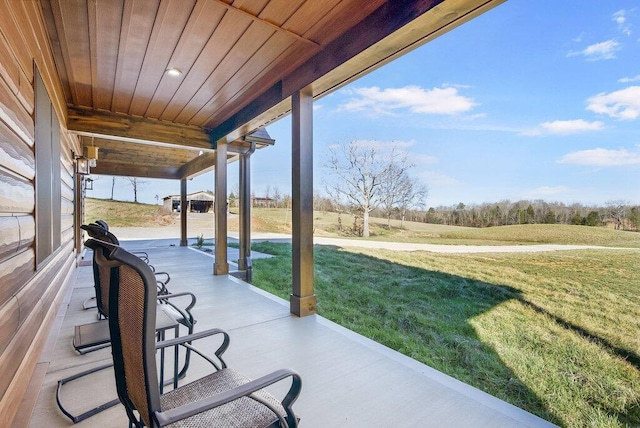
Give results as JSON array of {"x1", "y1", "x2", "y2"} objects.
[
  {"x1": 251, "y1": 242, "x2": 640, "y2": 427},
  {"x1": 517, "y1": 298, "x2": 640, "y2": 372},
  {"x1": 251, "y1": 242, "x2": 559, "y2": 424}
]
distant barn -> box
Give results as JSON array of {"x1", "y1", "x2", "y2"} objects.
[{"x1": 163, "y1": 191, "x2": 214, "y2": 213}]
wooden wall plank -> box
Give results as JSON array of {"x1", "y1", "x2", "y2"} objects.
[
  {"x1": 23, "y1": 0, "x2": 67, "y2": 125},
  {"x1": 0, "y1": 298, "x2": 19, "y2": 358},
  {"x1": 60, "y1": 163, "x2": 74, "y2": 191},
  {"x1": 17, "y1": 68, "x2": 34, "y2": 115},
  {"x1": 0, "y1": 76, "x2": 34, "y2": 144},
  {"x1": 16, "y1": 242, "x2": 71, "y2": 334},
  {"x1": 0, "y1": 32, "x2": 20, "y2": 95},
  {"x1": 0, "y1": 1, "x2": 32, "y2": 77},
  {"x1": 0, "y1": 249, "x2": 34, "y2": 309},
  {"x1": 61, "y1": 213, "x2": 73, "y2": 232},
  {"x1": 0, "y1": 1, "x2": 82, "y2": 425},
  {"x1": 0, "y1": 120, "x2": 35, "y2": 180},
  {"x1": 61, "y1": 197, "x2": 74, "y2": 215},
  {"x1": 16, "y1": 215, "x2": 34, "y2": 254},
  {"x1": 0, "y1": 246, "x2": 72, "y2": 402},
  {"x1": 0, "y1": 215, "x2": 34, "y2": 264},
  {"x1": 61, "y1": 226, "x2": 73, "y2": 244},
  {"x1": 61, "y1": 179, "x2": 73, "y2": 201},
  {"x1": 0, "y1": 252, "x2": 72, "y2": 426},
  {"x1": 0, "y1": 166, "x2": 34, "y2": 214},
  {"x1": 0, "y1": 217, "x2": 19, "y2": 262}
]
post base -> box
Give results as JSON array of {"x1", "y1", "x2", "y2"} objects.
[{"x1": 290, "y1": 294, "x2": 317, "y2": 317}]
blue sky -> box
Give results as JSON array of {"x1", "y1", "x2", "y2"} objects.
[{"x1": 91, "y1": 0, "x2": 640, "y2": 208}]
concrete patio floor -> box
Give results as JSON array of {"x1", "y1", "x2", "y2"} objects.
[{"x1": 27, "y1": 241, "x2": 556, "y2": 427}]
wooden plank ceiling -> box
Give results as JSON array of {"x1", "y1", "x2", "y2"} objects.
[{"x1": 40, "y1": 0, "x2": 504, "y2": 179}]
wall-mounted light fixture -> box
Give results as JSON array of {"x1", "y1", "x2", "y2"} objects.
[
  {"x1": 85, "y1": 177, "x2": 94, "y2": 190},
  {"x1": 76, "y1": 156, "x2": 90, "y2": 175}
]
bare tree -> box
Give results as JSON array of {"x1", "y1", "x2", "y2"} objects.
[
  {"x1": 606, "y1": 200, "x2": 629, "y2": 230},
  {"x1": 397, "y1": 178, "x2": 428, "y2": 227},
  {"x1": 272, "y1": 186, "x2": 282, "y2": 208},
  {"x1": 324, "y1": 141, "x2": 407, "y2": 237},
  {"x1": 125, "y1": 177, "x2": 147, "y2": 203},
  {"x1": 110, "y1": 176, "x2": 117, "y2": 200},
  {"x1": 379, "y1": 163, "x2": 428, "y2": 228}
]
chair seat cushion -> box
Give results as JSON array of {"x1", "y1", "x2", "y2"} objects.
[{"x1": 160, "y1": 368, "x2": 286, "y2": 428}]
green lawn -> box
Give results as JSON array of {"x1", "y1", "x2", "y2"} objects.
[{"x1": 251, "y1": 242, "x2": 640, "y2": 427}]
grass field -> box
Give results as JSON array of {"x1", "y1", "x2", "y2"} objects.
[
  {"x1": 85, "y1": 198, "x2": 176, "y2": 227},
  {"x1": 250, "y1": 243, "x2": 640, "y2": 427}
]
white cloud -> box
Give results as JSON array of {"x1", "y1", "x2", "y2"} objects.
[
  {"x1": 522, "y1": 119, "x2": 605, "y2": 136},
  {"x1": 619, "y1": 74, "x2": 640, "y2": 83},
  {"x1": 568, "y1": 39, "x2": 620, "y2": 60},
  {"x1": 539, "y1": 119, "x2": 605, "y2": 135},
  {"x1": 586, "y1": 86, "x2": 640, "y2": 120},
  {"x1": 521, "y1": 186, "x2": 570, "y2": 199},
  {"x1": 558, "y1": 147, "x2": 640, "y2": 166},
  {"x1": 339, "y1": 85, "x2": 476, "y2": 116},
  {"x1": 613, "y1": 10, "x2": 632, "y2": 36}
]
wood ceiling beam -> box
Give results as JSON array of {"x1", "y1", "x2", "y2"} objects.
[
  {"x1": 90, "y1": 161, "x2": 180, "y2": 179},
  {"x1": 68, "y1": 106, "x2": 214, "y2": 150},
  {"x1": 207, "y1": 0, "x2": 504, "y2": 143},
  {"x1": 178, "y1": 152, "x2": 217, "y2": 179}
]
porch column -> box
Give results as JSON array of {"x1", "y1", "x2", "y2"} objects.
[
  {"x1": 179, "y1": 179, "x2": 188, "y2": 246},
  {"x1": 214, "y1": 140, "x2": 228, "y2": 275},
  {"x1": 290, "y1": 88, "x2": 316, "y2": 316},
  {"x1": 237, "y1": 142, "x2": 256, "y2": 281}
]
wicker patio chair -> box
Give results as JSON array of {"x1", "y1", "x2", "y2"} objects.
[
  {"x1": 89, "y1": 237, "x2": 302, "y2": 428},
  {"x1": 56, "y1": 226, "x2": 197, "y2": 423},
  {"x1": 82, "y1": 221, "x2": 167, "y2": 310}
]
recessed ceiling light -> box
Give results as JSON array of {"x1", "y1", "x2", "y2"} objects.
[{"x1": 166, "y1": 68, "x2": 182, "y2": 77}]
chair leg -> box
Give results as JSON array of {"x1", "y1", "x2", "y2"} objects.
[
  {"x1": 82, "y1": 296, "x2": 97, "y2": 310},
  {"x1": 56, "y1": 363, "x2": 120, "y2": 424}
]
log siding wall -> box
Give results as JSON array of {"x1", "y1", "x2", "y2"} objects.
[{"x1": 0, "y1": 1, "x2": 80, "y2": 425}]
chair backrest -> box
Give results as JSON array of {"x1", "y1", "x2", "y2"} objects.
[
  {"x1": 86, "y1": 238, "x2": 161, "y2": 427},
  {"x1": 82, "y1": 223, "x2": 119, "y2": 318}
]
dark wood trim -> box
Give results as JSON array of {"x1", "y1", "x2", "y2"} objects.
[
  {"x1": 90, "y1": 160, "x2": 181, "y2": 179},
  {"x1": 67, "y1": 106, "x2": 213, "y2": 150},
  {"x1": 178, "y1": 152, "x2": 216, "y2": 179}
]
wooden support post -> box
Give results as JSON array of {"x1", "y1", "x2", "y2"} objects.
[
  {"x1": 180, "y1": 179, "x2": 188, "y2": 247},
  {"x1": 237, "y1": 143, "x2": 255, "y2": 281},
  {"x1": 290, "y1": 88, "x2": 316, "y2": 316},
  {"x1": 214, "y1": 141, "x2": 229, "y2": 275}
]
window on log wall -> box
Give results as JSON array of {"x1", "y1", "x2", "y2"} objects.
[{"x1": 35, "y1": 68, "x2": 61, "y2": 266}]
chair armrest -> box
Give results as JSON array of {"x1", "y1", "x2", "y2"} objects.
[
  {"x1": 158, "y1": 292, "x2": 195, "y2": 312},
  {"x1": 155, "y1": 271, "x2": 171, "y2": 286},
  {"x1": 156, "y1": 328, "x2": 229, "y2": 369},
  {"x1": 131, "y1": 250, "x2": 150, "y2": 262},
  {"x1": 157, "y1": 292, "x2": 196, "y2": 327},
  {"x1": 153, "y1": 369, "x2": 302, "y2": 427}
]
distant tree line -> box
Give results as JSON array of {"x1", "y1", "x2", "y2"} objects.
[{"x1": 302, "y1": 196, "x2": 638, "y2": 233}]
